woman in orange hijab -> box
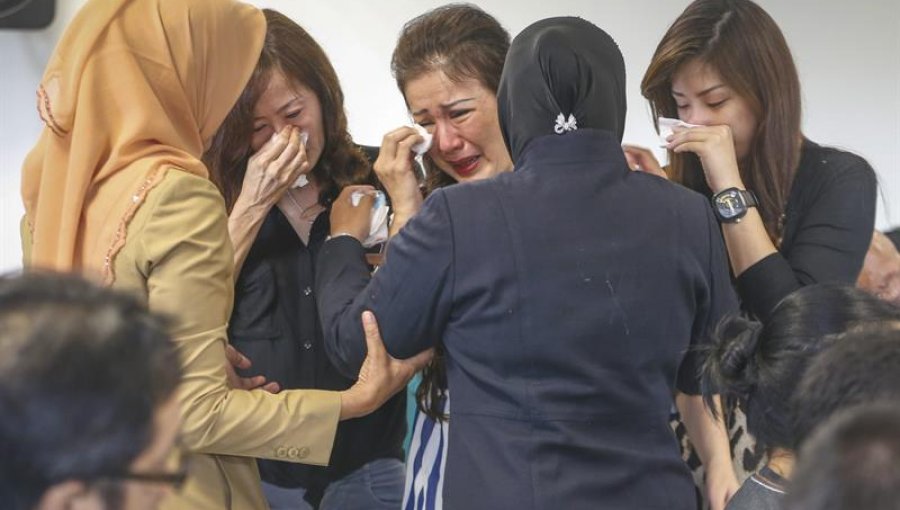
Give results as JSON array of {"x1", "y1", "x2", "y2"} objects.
[{"x1": 20, "y1": 1, "x2": 427, "y2": 508}]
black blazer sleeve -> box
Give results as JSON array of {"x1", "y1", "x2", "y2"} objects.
[
  {"x1": 736, "y1": 154, "x2": 877, "y2": 320},
  {"x1": 316, "y1": 190, "x2": 455, "y2": 378}
]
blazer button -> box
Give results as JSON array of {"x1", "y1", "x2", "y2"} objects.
[
  {"x1": 303, "y1": 286, "x2": 313, "y2": 296},
  {"x1": 303, "y1": 341, "x2": 312, "y2": 350},
  {"x1": 275, "y1": 446, "x2": 287, "y2": 458},
  {"x1": 288, "y1": 447, "x2": 300, "y2": 458},
  {"x1": 297, "y1": 447, "x2": 310, "y2": 459}
]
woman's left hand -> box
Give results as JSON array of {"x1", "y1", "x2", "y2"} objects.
[
  {"x1": 667, "y1": 125, "x2": 743, "y2": 193},
  {"x1": 705, "y1": 457, "x2": 740, "y2": 510},
  {"x1": 224, "y1": 344, "x2": 281, "y2": 393},
  {"x1": 330, "y1": 185, "x2": 377, "y2": 242}
]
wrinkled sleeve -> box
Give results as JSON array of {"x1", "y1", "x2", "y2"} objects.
[
  {"x1": 137, "y1": 172, "x2": 339, "y2": 464},
  {"x1": 679, "y1": 203, "x2": 739, "y2": 395},
  {"x1": 737, "y1": 158, "x2": 877, "y2": 320},
  {"x1": 317, "y1": 189, "x2": 454, "y2": 378}
]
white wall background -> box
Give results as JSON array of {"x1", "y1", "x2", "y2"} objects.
[{"x1": 1, "y1": 0, "x2": 897, "y2": 273}]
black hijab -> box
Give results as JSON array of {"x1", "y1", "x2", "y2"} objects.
[{"x1": 497, "y1": 17, "x2": 626, "y2": 163}]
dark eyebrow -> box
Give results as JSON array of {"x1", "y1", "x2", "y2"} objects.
[
  {"x1": 671, "y1": 84, "x2": 726, "y2": 98},
  {"x1": 411, "y1": 97, "x2": 476, "y2": 117}
]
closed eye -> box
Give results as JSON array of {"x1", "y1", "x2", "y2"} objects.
[
  {"x1": 286, "y1": 110, "x2": 302, "y2": 119},
  {"x1": 253, "y1": 124, "x2": 268, "y2": 133},
  {"x1": 708, "y1": 99, "x2": 728, "y2": 108},
  {"x1": 449, "y1": 109, "x2": 473, "y2": 120}
]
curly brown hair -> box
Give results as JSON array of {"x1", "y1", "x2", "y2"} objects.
[{"x1": 204, "y1": 9, "x2": 373, "y2": 211}]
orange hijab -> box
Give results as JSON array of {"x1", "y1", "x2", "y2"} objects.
[{"x1": 21, "y1": 0, "x2": 265, "y2": 284}]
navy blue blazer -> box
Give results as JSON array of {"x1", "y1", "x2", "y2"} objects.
[{"x1": 317, "y1": 130, "x2": 738, "y2": 509}]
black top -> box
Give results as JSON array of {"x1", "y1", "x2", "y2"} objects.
[
  {"x1": 317, "y1": 130, "x2": 738, "y2": 509},
  {"x1": 732, "y1": 140, "x2": 876, "y2": 319},
  {"x1": 228, "y1": 148, "x2": 405, "y2": 501},
  {"x1": 737, "y1": 140, "x2": 878, "y2": 318}
]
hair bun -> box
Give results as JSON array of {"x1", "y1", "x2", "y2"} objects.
[{"x1": 704, "y1": 316, "x2": 764, "y2": 396}]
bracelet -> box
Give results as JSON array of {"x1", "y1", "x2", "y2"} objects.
[{"x1": 325, "y1": 232, "x2": 358, "y2": 242}]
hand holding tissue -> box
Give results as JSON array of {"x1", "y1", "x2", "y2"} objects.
[
  {"x1": 657, "y1": 117, "x2": 700, "y2": 147},
  {"x1": 350, "y1": 190, "x2": 390, "y2": 247}
]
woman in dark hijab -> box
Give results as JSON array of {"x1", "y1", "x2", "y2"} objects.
[{"x1": 317, "y1": 17, "x2": 738, "y2": 509}]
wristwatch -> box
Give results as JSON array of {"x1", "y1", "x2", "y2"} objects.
[{"x1": 711, "y1": 187, "x2": 758, "y2": 223}]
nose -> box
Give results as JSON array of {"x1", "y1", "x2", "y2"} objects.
[
  {"x1": 271, "y1": 119, "x2": 290, "y2": 133},
  {"x1": 682, "y1": 105, "x2": 713, "y2": 126},
  {"x1": 433, "y1": 120, "x2": 464, "y2": 155}
]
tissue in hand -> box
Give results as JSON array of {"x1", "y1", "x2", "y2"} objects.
[
  {"x1": 293, "y1": 131, "x2": 311, "y2": 188},
  {"x1": 411, "y1": 124, "x2": 433, "y2": 155},
  {"x1": 350, "y1": 190, "x2": 390, "y2": 248},
  {"x1": 657, "y1": 117, "x2": 700, "y2": 146}
]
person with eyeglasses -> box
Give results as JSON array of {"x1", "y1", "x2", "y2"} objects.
[
  {"x1": 19, "y1": 1, "x2": 430, "y2": 508},
  {"x1": 0, "y1": 272, "x2": 184, "y2": 510}
]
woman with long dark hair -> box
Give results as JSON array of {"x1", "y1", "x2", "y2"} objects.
[
  {"x1": 203, "y1": 9, "x2": 410, "y2": 509},
  {"x1": 625, "y1": 0, "x2": 879, "y2": 495}
]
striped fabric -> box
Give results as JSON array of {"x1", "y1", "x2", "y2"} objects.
[{"x1": 403, "y1": 393, "x2": 449, "y2": 510}]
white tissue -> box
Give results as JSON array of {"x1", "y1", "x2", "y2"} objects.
[
  {"x1": 350, "y1": 190, "x2": 389, "y2": 248},
  {"x1": 411, "y1": 124, "x2": 433, "y2": 155},
  {"x1": 657, "y1": 117, "x2": 701, "y2": 147},
  {"x1": 292, "y1": 131, "x2": 311, "y2": 188}
]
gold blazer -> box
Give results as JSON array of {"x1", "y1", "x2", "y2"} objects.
[{"x1": 24, "y1": 168, "x2": 342, "y2": 509}]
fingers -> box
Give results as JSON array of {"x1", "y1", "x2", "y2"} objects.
[
  {"x1": 395, "y1": 131, "x2": 423, "y2": 157},
  {"x1": 336, "y1": 184, "x2": 376, "y2": 205},
  {"x1": 404, "y1": 347, "x2": 435, "y2": 372},
  {"x1": 379, "y1": 126, "x2": 421, "y2": 161},
  {"x1": 271, "y1": 128, "x2": 303, "y2": 179},
  {"x1": 622, "y1": 144, "x2": 666, "y2": 177},
  {"x1": 260, "y1": 381, "x2": 282, "y2": 394},
  {"x1": 251, "y1": 126, "x2": 293, "y2": 166},
  {"x1": 286, "y1": 139, "x2": 311, "y2": 182},
  {"x1": 353, "y1": 191, "x2": 376, "y2": 211},
  {"x1": 225, "y1": 344, "x2": 251, "y2": 370},
  {"x1": 623, "y1": 150, "x2": 640, "y2": 170},
  {"x1": 361, "y1": 310, "x2": 387, "y2": 363},
  {"x1": 241, "y1": 374, "x2": 267, "y2": 390},
  {"x1": 666, "y1": 125, "x2": 732, "y2": 149}
]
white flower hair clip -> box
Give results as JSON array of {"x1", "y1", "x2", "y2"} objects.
[{"x1": 554, "y1": 113, "x2": 578, "y2": 134}]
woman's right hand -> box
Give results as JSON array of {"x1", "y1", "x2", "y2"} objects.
[
  {"x1": 340, "y1": 311, "x2": 434, "y2": 419},
  {"x1": 236, "y1": 126, "x2": 310, "y2": 211},
  {"x1": 622, "y1": 144, "x2": 667, "y2": 179},
  {"x1": 858, "y1": 230, "x2": 900, "y2": 305},
  {"x1": 374, "y1": 126, "x2": 425, "y2": 217}
]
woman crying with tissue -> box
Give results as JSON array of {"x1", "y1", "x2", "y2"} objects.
[
  {"x1": 203, "y1": 9, "x2": 407, "y2": 510},
  {"x1": 626, "y1": 0, "x2": 879, "y2": 500},
  {"x1": 633, "y1": 0, "x2": 878, "y2": 322},
  {"x1": 316, "y1": 16, "x2": 739, "y2": 509},
  {"x1": 368, "y1": 5, "x2": 514, "y2": 509}
]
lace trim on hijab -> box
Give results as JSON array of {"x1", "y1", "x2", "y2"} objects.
[
  {"x1": 37, "y1": 81, "x2": 68, "y2": 137},
  {"x1": 102, "y1": 167, "x2": 167, "y2": 285}
]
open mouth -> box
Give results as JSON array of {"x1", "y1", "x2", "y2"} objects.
[{"x1": 450, "y1": 156, "x2": 481, "y2": 178}]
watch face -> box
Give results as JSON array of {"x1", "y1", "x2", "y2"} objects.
[{"x1": 715, "y1": 189, "x2": 744, "y2": 220}]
